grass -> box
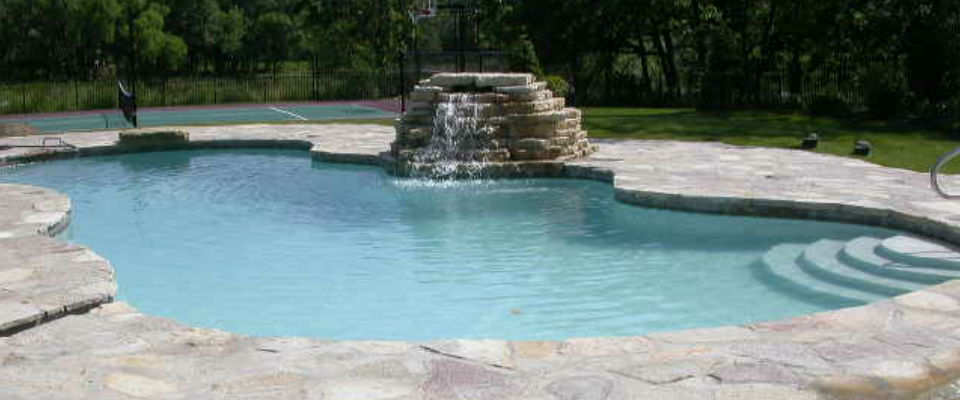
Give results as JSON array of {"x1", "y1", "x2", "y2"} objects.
[{"x1": 582, "y1": 107, "x2": 960, "y2": 173}]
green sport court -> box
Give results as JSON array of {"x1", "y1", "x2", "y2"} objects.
[{"x1": 0, "y1": 103, "x2": 395, "y2": 133}]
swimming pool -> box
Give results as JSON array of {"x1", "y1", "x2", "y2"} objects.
[{"x1": 0, "y1": 149, "x2": 900, "y2": 340}]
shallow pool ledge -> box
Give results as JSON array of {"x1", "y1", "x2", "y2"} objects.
[{"x1": 2, "y1": 125, "x2": 960, "y2": 399}]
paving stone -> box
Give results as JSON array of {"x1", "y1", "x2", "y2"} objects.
[
  {"x1": 104, "y1": 372, "x2": 178, "y2": 397},
  {"x1": 895, "y1": 290, "x2": 960, "y2": 311},
  {"x1": 545, "y1": 375, "x2": 614, "y2": 400},
  {"x1": 612, "y1": 359, "x2": 716, "y2": 385},
  {"x1": 709, "y1": 362, "x2": 805, "y2": 385}
]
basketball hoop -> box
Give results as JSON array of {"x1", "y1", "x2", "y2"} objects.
[{"x1": 410, "y1": 0, "x2": 437, "y2": 22}]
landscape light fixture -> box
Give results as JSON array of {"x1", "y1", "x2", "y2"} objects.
[
  {"x1": 853, "y1": 140, "x2": 873, "y2": 156},
  {"x1": 801, "y1": 132, "x2": 819, "y2": 149}
]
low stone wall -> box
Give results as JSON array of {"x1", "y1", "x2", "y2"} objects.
[{"x1": 117, "y1": 128, "x2": 190, "y2": 150}]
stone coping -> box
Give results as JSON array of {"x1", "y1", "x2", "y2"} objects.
[
  {"x1": 1, "y1": 126, "x2": 960, "y2": 398},
  {"x1": 0, "y1": 184, "x2": 115, "y2": 336}
]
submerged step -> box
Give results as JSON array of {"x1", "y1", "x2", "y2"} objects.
[
  {"x1": 799, "y1": 239, "x2": 921, "y2": 297},
  {"x1": 877, "y1": 235, "x2": 960, "y2": 270},
  {"x1": 840, "y1": 237, "x2": 960, "y2": 285},
  {"x1": 756, "y1": 244, "x2": 885, "y2": 306}
]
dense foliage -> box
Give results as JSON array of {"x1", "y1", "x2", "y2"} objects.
[{"x1": 2, "y1": 0, "x2": 959, "y2": 117}]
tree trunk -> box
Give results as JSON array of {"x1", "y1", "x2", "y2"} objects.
[
  {"x1": 638, "y1": 40, "x2": 653, "y2": 96},
  {"x1": 662, "y1": 30, "x2": 680, "y2": 98}
]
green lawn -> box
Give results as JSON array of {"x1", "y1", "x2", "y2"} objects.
[{"x1": 582, "y1": 107, "x2": 960, "y2": 173}]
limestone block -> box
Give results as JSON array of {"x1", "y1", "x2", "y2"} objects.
[
  {"x1": 436, "y1": 93, "x2": 509, "y2": 104},
  {"x1": 428, "y1": 73, "x2": 535, "y2": 88},
  {"x1": 412, "y1": 85, "x2": 444, "y2": 93},
  {"x1": 561, "y1": 118, "x2": 582, "y2": 130},
  {"x1": 509, "y1": 111, "x2": 568, "y2": 125},
  {"x1": 576, "y1": 139, "x2": 596, "y2": 153},
  {"x1": 554, "y1": 128, "x2": 583, "y2": 139},
  {"x1": 507, "y1": 90, "x2": 553, "y2": 102},
  {"x1": 562, "y1": 108, "x2": 582, "y2": 119},
  {"x1": 428, "y1": 73, "x2": 478, "y2": 87},
  {"x1": 117, "y1": 129, "x2": 189, "y2": 147},
  {"x1": 464, "y1": 149, "x2": 510, "y2": 162},
  {"x1": 494, "y1": 81, "x2": 548, "y2": 93},
  {"x1": 551, "y1": 136, "x2": 575, "y2": 147},
  {"x1": 511, "y1": 149, "x2": 550, "y2": 160},
  {"x1": 482, "y1": 93, "x2": 511, "y2": 103},
  {"x1": 508, "y1": 120, "x2": 563, "y2": 139},
  {"x1": 550, "y1": 146, "x2": 570, "y2": 157},
  {"x1": 502, "y1": 98, "x2": 566, "y2": 115},
  {"x1": 435, "y1": 103, "x2": 502, "y2": 119},
  {"x1": 475, "y1": 73, "x2": 534, "y2": 88},
  {"x1": 513, "y1": 138, "x2": 550, "y2": 152}
]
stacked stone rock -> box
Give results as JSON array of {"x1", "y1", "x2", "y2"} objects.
[{"x1": 392, "y1": 73, "x2": 594, "y2": 164}]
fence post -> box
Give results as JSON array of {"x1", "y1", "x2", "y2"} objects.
[
  {"x1": 74, "y1": 80, "x2": 80, "y2": 110},
  {"x1": 20, "y1": 84, "x2": 26, "y2": 113},
  {"x1": 312, "y1": 55, "x2": 318, "y2": 101},
  {"x1": 214, "y1": 77, "x2": 219, "y2": 104}
]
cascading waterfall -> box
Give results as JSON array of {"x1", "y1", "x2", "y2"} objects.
[
  {"x1": 392, "y1": 73, "x2": 595, "y2": 179},
  {"x1": 413, "y1": 93, "x2": 497, "y2": 178}
]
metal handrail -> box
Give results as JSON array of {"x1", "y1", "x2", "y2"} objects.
[{"x1": 931, "y1": 147, "x2": 960, "y2": 198}]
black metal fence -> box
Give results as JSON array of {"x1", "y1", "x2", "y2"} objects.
[
  {"x1": 578, "y1": 63, "x2": 900, "y2": 113},
  {"x1": 409, "y1": 51, "x2": 510, "y2": 80},
  {"x1": 0, "y1": 70, "x2": 402, "y2": 115}
]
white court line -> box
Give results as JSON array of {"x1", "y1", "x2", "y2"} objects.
[{"x1": 269, "y1": 106, "x2": 308, "y2": 121}]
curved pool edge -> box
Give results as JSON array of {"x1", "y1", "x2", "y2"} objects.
[
  {"x1": 1, "y1": 126, "x2": 959, "y2": 399},
  {"x1": 0, "y1": 184, "x2": 116, "y2": 336}
]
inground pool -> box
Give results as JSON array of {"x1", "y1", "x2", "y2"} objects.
[{"x1": 0, "y1": 149, "x2": 900, "y2": 340}]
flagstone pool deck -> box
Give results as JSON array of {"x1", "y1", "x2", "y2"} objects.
[{"x1": 3, "y1": 125, "x2": 960, "y2": 399}]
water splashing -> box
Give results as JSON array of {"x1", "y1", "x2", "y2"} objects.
[
  {"x1": 393, "y1": 73, "x2": 595, "y2": 179},
  {"x1": 412, "y1": 93, "x2": 500, "y2": 179}
]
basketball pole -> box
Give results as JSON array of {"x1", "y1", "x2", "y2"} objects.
[
  {"x1": 399, "y1": 0, "x2": 407, "y2": 114},
  {"x1": 414, "y1": 20, "x2": 421, "y2": 82}
]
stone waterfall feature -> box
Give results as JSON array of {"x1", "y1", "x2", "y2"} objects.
[{"x1": 391, "y1": 73, "x2": 596, "y2": 178}]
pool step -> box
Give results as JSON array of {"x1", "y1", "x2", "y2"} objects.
[
  {"x1": 799, "y1": 239, "x2": 921, "y2": 296},
  {"x1": 840, "y1": 237, "x2": 960, "y2": 284},
  {"x1": 757, "y1": 235, "x2": 960, "y2": 305},
  {"x1": 756, "y1": 244, "x2": 883, "y2": 306},
  {"x1": 877, "y1": 235, "x2": 960, "y2": 270}
]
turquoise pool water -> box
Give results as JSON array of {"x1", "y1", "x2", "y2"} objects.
[{"x1": 0, "y1": 149, "x2": 896, "y2": 340}]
